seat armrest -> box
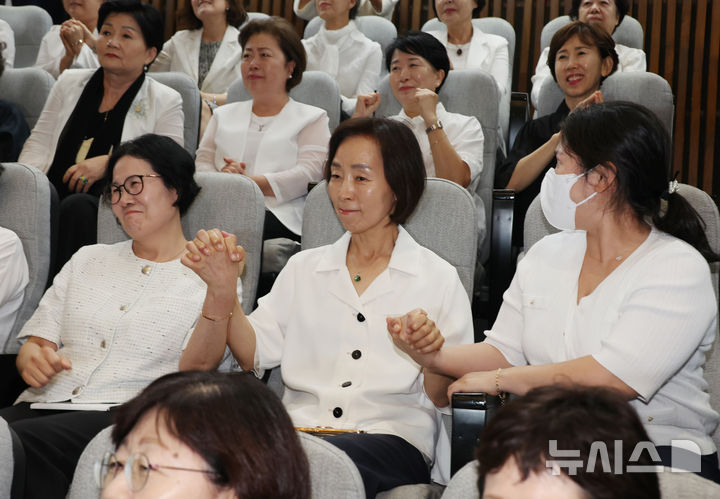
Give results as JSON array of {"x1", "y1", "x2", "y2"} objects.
[
  {"x1": 509, "y1": 92, "x2": 530, "y2": 151},
  {"x1": 489, "y1": 189, "x2": 516, "y2": 323},
  {"x1": 451, "y1": 393, "x2": 503, "y2": 476}
]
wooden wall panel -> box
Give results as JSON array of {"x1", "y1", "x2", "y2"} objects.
[{"x1": 156, "y1": 0, "x2": 719, "y2": 195}]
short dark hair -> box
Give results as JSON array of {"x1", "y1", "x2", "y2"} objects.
[
  {"x1": 324, "y1": 117, "x2": 426, "y2": 225},
  {"x1": 385, "y1": 31, "x2": 450, "y2": 92},
  {"x1": 239, "y1": 17, "x2": 306, "y2": 92},
  {"x1": 569, "y1": 0, "x2": 628, "y2": 32},
  {"x1": 476, "y1": 385, "x2": 660, "y2": 498},
  {"x1": 177, "y1": 0, "x2": 247, "y2": 30},
  {"x1": 562, "y1": 101, "x2": 719, "y2": 262},
  {"x1": 111, "y1": 371, "x2": 311, "y2": 499},
  {"x1": 349, "y1": 0, "x2": 360, "y2": 19},
  {"x1": 547, "y1": 21, "x2": 619, "y2": 84},
  {"x1": 103, "y1": 134, "x2": 200, "y2": 215},
  {"x1": 98, "y1": 0, "x2": 164, "y2": 65},
  {"x1": 432, "y1": 0, "x2": 485, "y2": 20}
]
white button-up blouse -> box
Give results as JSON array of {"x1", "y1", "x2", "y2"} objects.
[{"x1": 248, "y1": 226, "x2": 474, "y2": 461}]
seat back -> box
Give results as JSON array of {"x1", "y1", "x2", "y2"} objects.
[
  {"x1": 540, "y1": 14, "x2": 644, "y2": 52},
  {"x1": 440, "y1": 460, "x2": 479, "y2": 499},
  {"x1": 304, "y1": 16, "x2": 398, "y2": 62},
  {"x1": 67, "y1": 425, "x2": 112, "y2": 499},
  {"x1": 0, "y1": 66, "x2": 55, "y2": 128},
  {"x1": 227, "y1": 70, "x2": 341, "y2": 132},
  {"x1": 243, "y1": 11, "x2": 270, "y2": 25},
  {"x1": 375, "y1": 69, "x2": 498, "y2": 262},
  {"x1": 96, "y1": 172, "x2": 265, "y2": 315},
  {"x1": 147, "y1": 72, "x2": 201, "y2": 154},
  {"x1": 0, "y1": 163, "x2": 56, "y2": 353},
  {"x1": 301, "y1": 178, "x2": 477, "y2": 299},
  {"x1": 535, "y1": 72, "x2": 675, "y2": 136},
  {"x1": 298, "y1": 432, "x2": 365, "y2": 498},
  {"x1": 0, "y1": 5, "x2": 52, "y2": 67}
]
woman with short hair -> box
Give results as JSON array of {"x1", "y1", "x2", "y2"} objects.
[
  {"x1": 195, "y1": 17, "x2": 330, "y2": 240},
  {"x1": 0, "y1": 134, "x2": 241, "y2": 498},
  {"x1": 98, "y1": 371, "x2": 310, "y2": 498},
  {"x1": 354, "y1": 31, "x2": 485, "y2": 244},
  {"x1": 530, "y1": 0, "x2": 645, "y2": 107},
  {"x1": 183, "y1": 117, "x2": 473, "y2": 497}
]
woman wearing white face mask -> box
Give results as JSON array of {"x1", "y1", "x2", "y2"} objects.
[{"x1": 391, "y1": 101, "x2": 720, "y2": 484}]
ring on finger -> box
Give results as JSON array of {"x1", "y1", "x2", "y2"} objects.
[{"x1": 80, "y1": 176, "x2": 88, "y2": 184}]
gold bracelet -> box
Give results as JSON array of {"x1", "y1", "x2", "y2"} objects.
[
  {"x1": 201, "y1": 310, "x2": 233, "y2": 322},
  {"x1": 496, "y1": 368, "x2": 507, "y2": 406}
]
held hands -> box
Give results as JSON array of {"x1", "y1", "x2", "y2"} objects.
[
  {"x1": 386, "y1": 309, "x2": 444, "y2": 367},
  {"x1": 17, "y1": 341, "x2": 72, "y2": 388},
  {"x1": 447, "y1": 371, "x2": 501, "y2": 400},
  {"x1": 181, "y1": 229, "x2": 246, "y2": 289},
  {"x1": 62, "y1": 156, "x2": 108, "y2": 193},
  {"x1": 221, "y1": 157, "x2": 247, "y2": 174},
  {"x1": 353, "y1": 92, "x2": 381, "y2": 118}
]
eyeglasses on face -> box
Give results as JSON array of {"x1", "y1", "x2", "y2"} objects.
[
  {"x1": 107, "y1": 174, "x2": 163, "y2": 204},
  {"x1": 95, "y1": 451, "x2": 219, "y2": 492}
]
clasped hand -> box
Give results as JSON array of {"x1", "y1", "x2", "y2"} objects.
[
  {"x1": 181, "y1": 229, "x2": 246, "y2": 288},
  {"x1": 386, "y1": 309, "x2": 444, "y2": 366}
]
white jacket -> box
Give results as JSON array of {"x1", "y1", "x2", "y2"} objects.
[
  {"x1": 19, "y1": 69, "x2": 184, "y2": 174},
  {"x1": 151, "y1": 26, "x2": 243, "y2": 94},
  {"x1": 428, "y1": 27, "x2": 510, "y2": 97},
  {"x1": 195, "y1": 99, "x2": 329, "y2": 235}
]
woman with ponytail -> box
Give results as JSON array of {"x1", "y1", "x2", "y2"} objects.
[{"x1": 391, "y1": 101, "x2": 720, "y2": 484}]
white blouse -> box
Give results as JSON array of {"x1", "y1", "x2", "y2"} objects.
[
  {"x1": 485, "y1": 229, "x2": 718, "y2": 454},
  {"x1": 392, "y1": 103, "x2": 486, "y2": 245},
  {"x1": 428, "y1": 27, "x2": 510, "y2": 97},
  {"x1": 16, "y1": 240, "x2": 242, "y2": 405},
  {"x1": 195, "y1": 99, "x2": 330, "y2": 235},
  {"x1": 248, "y1": 226, "x2": 474, "y2": 462}
]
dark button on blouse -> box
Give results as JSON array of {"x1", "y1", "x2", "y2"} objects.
[
  {"x1": 333, "y1": 407, "x2": 343, "y2": 418},
  {"x1": 341, "y1": 381, "x2": 352, "y2": 388},
  {"x1": 357, "y1": 313, "x2": 365, "y2": 322},
  {"x1": 351, "y1": 350, "x2": 362, "y2": 360}
]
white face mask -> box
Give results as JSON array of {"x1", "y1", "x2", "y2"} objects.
[{"x1": 540, "y1": 168, "x2": 598, "y2": 230}]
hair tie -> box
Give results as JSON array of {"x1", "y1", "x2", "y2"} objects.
[{"x1": 661, "y1": 171, "x2": 680, "y2": 200}]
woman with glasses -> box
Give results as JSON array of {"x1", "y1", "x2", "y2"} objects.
[
  {"x1": 0, "y1": 134, "x2": 242, "y2": 498},
  {"x1": 97, "y1": 370, "x2": 309, "y2": 498}
]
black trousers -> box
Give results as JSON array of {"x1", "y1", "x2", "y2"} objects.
[
  {"x1": 324, "y1": 433, "x2": 430, "y2": 499},
  {"x1": 0, "y1": 403, "x2": 114, "y2": 499},
  {"x1": 55, "y1": 193, "x2": 99, "y2": 276}
]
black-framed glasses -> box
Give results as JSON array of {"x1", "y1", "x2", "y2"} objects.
[
  {"x1": 108, "y1": 174, "x2": 162, "y2": 204},
  {"x1": 95, "y1": 452, "x2": 219, "y2": 492}
]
